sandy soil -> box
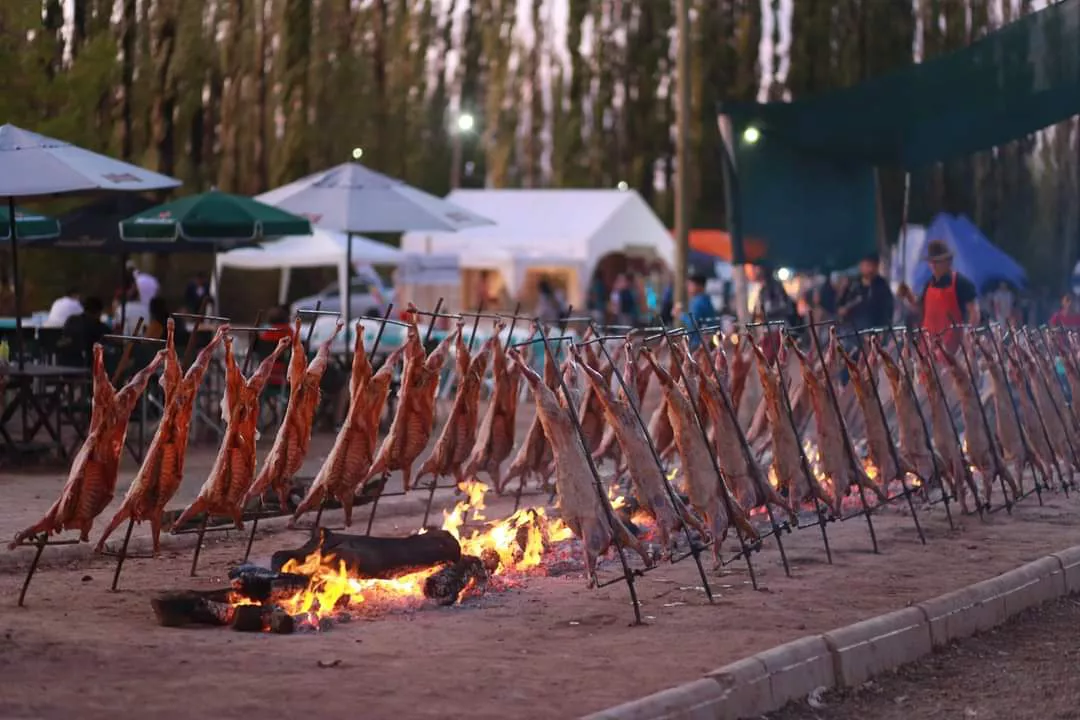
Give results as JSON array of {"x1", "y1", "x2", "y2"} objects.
[
  {"x1": 767, "y1": 596, "x2": 1080, "y2": 720},
  {"x1": 1, "y1": 484, "x2": 1078, "y2": 720}
]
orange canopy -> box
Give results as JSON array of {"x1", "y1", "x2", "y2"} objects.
[{"x1": 672, "y1": 229, "x2": 767, "y2": 263}]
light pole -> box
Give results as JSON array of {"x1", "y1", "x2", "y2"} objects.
[
  {"x1": 450, "y1": 112, "x2": 475, "y2": 190},
  {"x1": 673, "y1": 0, "x2": 691, "y2": 310}
]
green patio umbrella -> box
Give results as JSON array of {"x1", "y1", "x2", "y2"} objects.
[
  {"x1": 118, "y1": 189, "x2": 312, "y2": 244},
  {"x1": 0, "y1": 206, "x2": 60, "y2": 240}
]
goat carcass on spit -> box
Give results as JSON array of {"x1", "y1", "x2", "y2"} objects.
[
  {"x1": 570, "y1": 344, "x2": 707, "y2": 552},
  {"x1": 751, "y1": 338, "x2": 830, "y2": 514},
  {"x1": 594, "y1": 349, "x2": 653, "y2": 469},
  {"x1": 464, "y1": 321, "x2": 522, "y2": 492},
  {"x1": 1012, "y1": 338, "x2": 1077, "y2": 483},
  {"x1": 171, "y1": 335, "x2": 292, "y2": 531},
  {"x1": 366, "y1": 322, "x2": 454, "y2": 492},
  {"x1": 1002, "y1": 340, "x2": 1067, "y2": 488},
  {"x1": 935, "y1": 335, "x2": 1020, "y2": 507},
  {"x1": 293, "y1": 330, "x2": 405, "y2": 525},
  {"x1": 12, "y1": 345, "x2": 166, "y2": 548},
  {"x1": 510, "y1": 349, "x2": 651, "y2": 582},
  {"x1": 417, "y1": 326, "x2": 493, "y2": 488},
  {"x1": 505, "y1": 344, "x2": 557, "y2": 490},
  {"x1": 96, "y1": 321, "x2": 228, "y2": 554},
  {"x1": 787, "y1": 337, "x2": 887, "y2": 515},
  {"x1": 575, "y1": 332, "x2": 610, "y2": 456},
  {"x1": 642, "y1": 348, "x2": 757, "y2": 567},
  {"x1": 246, "y1": 319, "x2": 344, "y2": 509}
]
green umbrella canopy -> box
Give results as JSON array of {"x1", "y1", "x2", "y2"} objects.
[
  {"x1": 118, "y1": 189, "x2": 312, "y2": 243},
  {"x1": 0, "y1": 206, "x2": 60, "y2": 240}
]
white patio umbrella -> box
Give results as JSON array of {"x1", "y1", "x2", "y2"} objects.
[
  {"x1": 0, "y1": 124, "x2": 181, "y2": 366},
  {"x1": 256, "y1": 162, "x2": 493, "y2": 348}
]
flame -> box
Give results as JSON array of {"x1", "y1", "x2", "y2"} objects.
[{"x1": 607, "y1": 484, "x2": 627, "y2": 510}]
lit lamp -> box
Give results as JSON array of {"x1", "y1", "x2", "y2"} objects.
[
  {"x1": 352, "y1": 147, "x2": 364, "y2": 160},
  {"x1": 742, "y1": 126, "x2": 761, "y2": 145}
]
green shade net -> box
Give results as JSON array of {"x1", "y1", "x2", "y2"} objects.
[
  {"x1": 119, "y1": 190, "x2": 312, "y2": 242},
  {"x1": 0, "y1": 206, "x2": 60, "y2": 240},
  {"x1": 720, "y1": 0, "x2": 1080, "y2": 270}
]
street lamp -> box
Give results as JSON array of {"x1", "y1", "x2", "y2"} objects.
[
  {"x1": 352, "y1": 147, "x2": 364, "y2": 160},
  {"x1": 616, "y1": 181, "x2": 629, "y2": 192},
  {"x1": 742, "y1": 126, "x2": 761, "y2": 145},
  {"x1": 451, "y1": 112, "x2": 476, "y2": 190}
]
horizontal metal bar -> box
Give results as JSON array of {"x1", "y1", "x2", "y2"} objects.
[
  {"x1": 295, "y1": 308, "x2": 342, "y2": 317},
  {"x1": 357, "y1": 317, "x2": 412, "y2": 328},
  {"x1": 102, "y1": 334, "x2": 166, "y2": 345},
  {"x1": 229, "y1": 326, "x2": 276, "y2": 333},
  {"x1": 411, "y1": 309, "x2": 463, "y2": 320},
  {"x1": 556, "y1": 316, "x2": 596, "y2": 324},
  {"x1": 458, "y1": 311, "x2": 504, "y2": 319},
  {"x1": 579, "y1": 335, "x2": 627, "y2": 345},
  {"x1": 511, "y1": 335, "x2": 574, "y2": 348},
  {"x1": 172, "y1": 312, "x2": 230, "y2": 322},
  {"x1": 745, "y1": 320, "x2": 786, "y2": 328}
]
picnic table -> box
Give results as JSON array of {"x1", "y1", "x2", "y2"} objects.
[{"x1": 0, "y1": 362, "x2": 90, "y2": 459}]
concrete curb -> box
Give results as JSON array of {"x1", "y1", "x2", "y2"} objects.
[
  {"x1": 580, "y1": 546, "x2": 1079, "y2": 720},
  {"x1": 0, "y1": 489, "x2": 460, "y2": 573}
]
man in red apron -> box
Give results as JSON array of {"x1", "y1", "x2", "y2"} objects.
[{"x1": 898, "y1": 240, "x2": 979, "y2": 354}]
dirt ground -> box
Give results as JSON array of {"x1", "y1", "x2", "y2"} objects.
[
  {"x1": 767, "y1": 597, "x2": 1080, "y2": 720},
  {"x1": 1, "y1": 484, "x2": 1079, "y2": 720}
]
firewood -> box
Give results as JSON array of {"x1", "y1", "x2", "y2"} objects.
[
  {"x1": 270, "y1": 527, "x2": 461, "y2": 579},
  {"x1": 422, "y1": 555, "x2": 488, "y2": 606},
  {"x1": 228, "y1": 564, "x2": 311, "y2": 604},
  {"x1": 151, "y1": 589, "x2": 235, "y2": 627}
]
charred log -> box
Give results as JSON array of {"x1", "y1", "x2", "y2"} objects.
[
  {"x1": 151, "y1": 589, "x2": 235, "y2": 627},
  {"x1": 270, "y1": 527, "x2": 462, "y2": 579},
  {"x1": 422, "y1": 555, "x2": 488, "y2": 606},
  {"x1": 228, "y1": 564, "x2": 311, "y2": 604}
]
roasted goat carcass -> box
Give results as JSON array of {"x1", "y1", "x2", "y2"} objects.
[
  {"x1": 1012, "y1": 336, "x2": 1077, "y2": 483},
  {"x1": 464, "y1": 321, "x2": 522, "y2": 492},
  {"x1": 510, "y1": 349, "x2": 651, "y2": 582},
  {"x1": 245, "y1": 319, "x2": 344, "y2": 509},
  {"x1": 366, "y1": 322, "x2": 454, "y2": 491},
  {"x1": 293, "y1": 330, "x2": 405, "y2": 525},
  {"x1": 835, "y1": 336, "x2": 923, "y2": 491},
  {"x1": 504, "y1": 344, "x2": 556, "y2": 491},
  {"x1": 642, "y1": 348, "x2": 757, "y2": 567},
  {"x1": 751, "y1": 339, "x2": 830, "y2": 514},
  {"x1": 570, "y1": 344, "x2": 707, "y2": 552},
  {"x1": 12, "y1": 344, "x2": 165, "y2": 548},
  {"x1": 575, "y1": 332, "x2": 611, "y2": 456},
  {"x1": 418, "y1": 326, "x2": 493, "y2": 488},
  {"x1": 787, "y1": 337, "x2": 887, "y2": 515},
  {"x1": 593, "y1": 348, "x2": 653, "y2": 469},
  {"x1": 1003, "y1": 340, "x2": 1067, "y2": 488},
  {"x1": 172, "y1": 335, "x2": 292, "y2": 531},
  {"x1": 96, "y1": 321, "x2": 227, "y2": 554},
  {"x1": 935, "y1": 335, "x2": 1020, "y2": 507}
]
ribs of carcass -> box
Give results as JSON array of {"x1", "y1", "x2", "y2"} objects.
[
  {"x1": 751, "y1": 339, "x2": 830, "y2": 514},
  {"x1": 171, "y1": 334, "x2": 292, "y2": 531},
  {"x1": 12, "y1": 345, "x2": 166, "y2": 548},
  {"x1": 642, "y1": 348, "x2": 757, "y2": 567},
  {"x1": 786, "y1": 337, "x2": 887, "y2": 515},
  {"x1": 681, "y1": 342, "x2": 793, "y2": 520},
  {"x1": 96, "y1": 321, "x2": 228, "y2": 554},
  {"x1": 834, "y1": 338, "x2": 921, "y2": 489},
  {"x1": 935, "y1": 335, "x2": 1020, "y2": 507},
  {"x1": 505, "y1": 344, "x2": 558, "y2": 490},
  {"x1": 464, "y1": 321, "x2": 522, "y2": 492},
  {"x1": 570, "y1": 344, "x2": 707, "y2": 552},
  {"x1": 293, "y1": 330, "x2": 405, "y2": 525},
  {"x1": 510, "y1": 349, "x2": 651, "y2": 582},
  {"x1": 246, "y1": 319, "x2": 344, "y2": 509},
  {"x1": 366, "y1": 322, "x2": 454, "y2": 491},
  {"x1": 417, "y1": 326, "x2": 493, "y2": 488}
]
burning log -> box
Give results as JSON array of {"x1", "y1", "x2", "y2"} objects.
[
  {"x1": 151, "y1": 589, "x2": 235, "y2": 627},
  {"x1": 228, "y1": 564, "x2": 311, "y2": 604},
  {"x1": 423, "y1": 555, "x2": 488, "y2": 606},
  {"x1": 270, "y1": 527, "x2": 461, "y2": 579}
]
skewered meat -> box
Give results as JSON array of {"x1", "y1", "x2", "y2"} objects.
[
  {"x1": 835, "y1": 338, "x2": 921, "y2": 489},
  {"x1": 935, "y1": 335, "x2": 1020, "y2": 507},
  {"x1": 593, "y1": 347, "x2": 652, "y2": 467},
  {"x1": 642, "y1": 348, "x2": 757, "y2": 567},
  {"x1": 973, "y1": 332, "x2": 1047, "y2": 493},
  {"x1": 1013, "y1": 337, "x2": 1077, "y2": 482},
  {"x1": 465, "y1": 321, "x2": 521, "y2": 491},
  {"x1": 874, "y1": 339, "x2": 945, "y2": 489},
  {"x1": 293, "y1": 330, "x2": 405, "y2": 525},
  {"x1": 575, "y1": 333, "x2": 609, "y2": 455},
  {"x1": 12, "y1": 345, "x2": 166, "y2": 548},
  {"x1": 96, "y1": 322, "x2": 228, "y2": 554},
  {"x1": 366, "y1": 322, "x2": 454, "y2": 491},
  {"x1": 570, "y1": 344, "x2": 706, "y2": 552},
  {"x1": 510, "y1": 349, "x2": 651, "y2": 582},
  {"x1": 1028, "y1": 330, "x2": 1080, "y2": 435},
  {"x1": 246, "y1": 319, "x2": 345, "y2": 509},
  {"x1": 505, "y1": 343, "x2": 558, "y2": 489},
  {"x1": 418, "y1": 326, "x2": 493, "y2": 487},
  {"x1": 751, "y1": 339, "x2": 830, "y2": 514},
  {"x1": 1003, "y1": 340, "x2": 1067, "y2": 487},
  {"x1": 172, "y1": 335, "x2": 292, "y2": 531},
  {"x1": 787, "y1": 337, "x2": 887, "y2": 515},
  {"x1": 682, "y1": 342, "x2": 793, "y2": 519}
]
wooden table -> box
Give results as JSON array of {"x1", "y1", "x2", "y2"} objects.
[{"x1": 0, "y1": 363, "x2": 91, "y2": 460}]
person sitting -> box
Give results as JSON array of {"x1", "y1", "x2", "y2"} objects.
[
  {"x1": 147, "y1": 297, "x2": 188, "y2": 348},
  {"x1": 44, "y1": 288, "x2": 83, "y2": 328},
  {"x1": 57, "y1": 296, "x2": 109, "y2": 367}
]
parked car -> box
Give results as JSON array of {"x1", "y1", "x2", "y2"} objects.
[{"x1": 290, "y1": 275, "x2": 393, "y2": 320}]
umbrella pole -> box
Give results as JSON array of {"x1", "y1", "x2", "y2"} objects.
[
  {"x1": 8, "y1": 197, "x2": 25, "y2": 370},
  {"x1": 344, "y1": 233, "x2": 352, "y2": 364},
  {"x1": 119, "y1": 252, "x2": 128, "y2": 333}
]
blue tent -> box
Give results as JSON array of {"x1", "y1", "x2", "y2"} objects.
[{"x1": 912, "y1": 213, "x2": 1027, "y2": 294}]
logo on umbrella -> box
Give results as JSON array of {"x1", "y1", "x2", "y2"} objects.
[
  {"x1": 302, "y1": 212, "x2": 323, "y2": 223},
  {"x1": 102, "y1": 173, "x2": 143, "y2": 184}
]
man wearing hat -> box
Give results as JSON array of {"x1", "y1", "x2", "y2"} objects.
[{"x1": 898, "y1": 239, "x2": 978, "y2": 354}]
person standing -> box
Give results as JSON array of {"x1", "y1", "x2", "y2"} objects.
[
  {"x1": 897, "y1": 239, "x2": 978, "y2": 354},
  {"x1": 129, "y1": 260, "x2": 160, "y2": 304},
  {"x1": 838, "y1": 254, "x2": 894, "y2": 332},
  {"x1": 1049, "y1": 294, "x2": 1080, "y2": 329},
  {"x1": 535, "y1": 277, "x2": 565, "y2": 324},
  {"x1": 57, "y1": 297, "x2": 108, "y2": 366},
  {"x1": 43, "y1": 288, "x2": 83, "y2": 328},
  {"x1": 610, "y1": 272, "x2": 640, "y2": 327},
  {"x1": 184, "y1": 271, "x2": 212, "y2": 313},
  {"x1": 681, "y1": 273, "x2": 716, "y2": 349}
]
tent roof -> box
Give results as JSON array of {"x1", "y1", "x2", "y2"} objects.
[
  {"x1": 401, "y1": 189, "x2": 674, "y2": 269},
  {"x1": 216, "y1": 227, "x2": 403, "y2": 271}
]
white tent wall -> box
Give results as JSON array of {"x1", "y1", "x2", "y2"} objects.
[{"x1": 890, "y1": 224, "x2": 926, "y2": 288}]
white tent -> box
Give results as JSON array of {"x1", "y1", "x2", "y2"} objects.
[
  {"x1": 215, "y1": 227, "x2": 404, "y2": 303},
  {"x1": 890, "y1": 224, "x2": 927, "y2": 288},
  {"x1": 400, "y1": 189, "x2": 675, "y2": 306}
]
